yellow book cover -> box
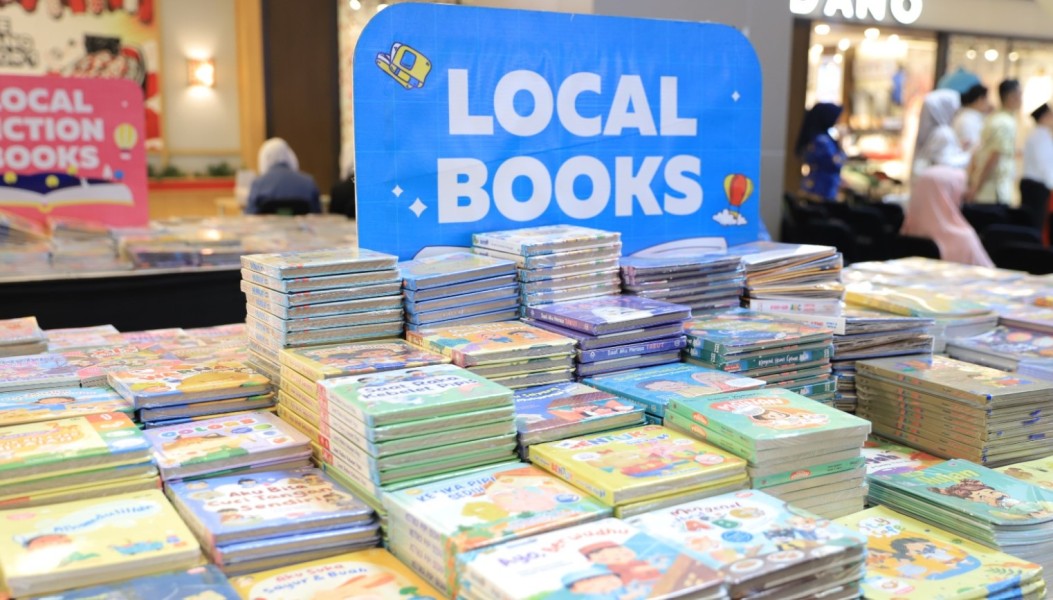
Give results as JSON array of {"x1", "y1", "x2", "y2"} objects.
[
  {"x1": 529, "y1": 425, "x2": 747, "y2": 506},
  {"x1": 231, "y1": 548, "x2": 441, "y2": 599},
  {"x1": 836, "y1": 506, "x2": 1043, "y2": 599},
  {"x1": 0, "y1": 489, "x2": 202, "y2": 597},
  {"x1": 999, "y1": 457, "x2": 1053, "y2": 491}
]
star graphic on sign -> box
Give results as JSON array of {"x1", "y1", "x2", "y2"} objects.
[
  {"x1": 409, "y1": 198, "x2": 427, "y2": 217},
  {"x1": 732, "y1": 91, "x2": 741, "y2": 102},
  {"x1": 392, "y1": 184, "x2": 404, "y2": 198}
]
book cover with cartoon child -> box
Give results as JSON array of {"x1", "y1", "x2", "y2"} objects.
[
  {"x1": 407, "y1": 322, "x2": 576, "y2": 367},
  {"x1": 837, "y1": 506, "x2": 1043, "y2": 599},
  {"x1": 529, "y1": 425, "x2": 747, "y2": 506},
  {"x1": 107, "y1": 359, "x2": 272, "y2": 409},
  {"x1": 863, "y1": 437, "x2": 944, "y2": 479},
  {"x1": 280, "y1": 340, "x2": 449, "y2": 381},
  {"x1": 0, "y1": 490, "x2": 202, "y2": 598},
  {"x1": 0, "y1": 387, "x2": 132, "y2": 427},
  {"x1": 514, "y1": 382, "x2": 646, "y2": 444},
  {"x1": 584, "y1": 363, "x2": 765, "y2": 418}
]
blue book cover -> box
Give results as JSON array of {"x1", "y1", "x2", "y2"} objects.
[
  {"x1": 214, "y1": 522, "x2": 381, "y2": 565},
  {"x1": 526, "y1": 296, "x2": 690, "y2": 335},
  {"x1": 35, "y1": 565, "x2": 240, "y2": 599},
  {"x1": 167, "y1": 467, "x2": 373, "y2": 546},
  {"x1": 514, "y1": 382, "x2": 645, "y2": 443},
  {"x1": 0, "y1": 386, "x2": 132, "y2": 426},
  {"x1": 525, "y1": 319, "x2": 687, "y2": 351},
  {"x1": 584, "y1": 363, "x2": 766, "y2": 417},
  {"x1": 579, "y1": 336, "x2": 687, "y2": 364},
  {"x1": 399, "y1": 251, "x2": 516, "y2": 290}
]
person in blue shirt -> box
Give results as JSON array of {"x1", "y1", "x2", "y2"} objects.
[
  {"x1": 244, "y1": 138, "x2": 321, "y2": 214},
  {"x1": 795, "y1": 103, "x2": 846, "y2": 202}
]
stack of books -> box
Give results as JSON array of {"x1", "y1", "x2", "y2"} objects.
[
  {"x1": 728, "y1": 241, "x2": 844, "y2": 303},
  {"x1": 0, "y1": 386, "x2": 131, "y2": 427},
  {"x1": 399, "y1": 251, "x2": 518, "y2": 331},
  {"x1": 167, "y1": 467, "x2": 378, "y2": 575},
  {"x1": 473, "y1": 224, "x2": 622, "y2": 312},
  {"x1": 61, "y1": 342, "x2": 185, "y2": 388},
  {"x1": 869, "y1": 459, "x2": 1053, "y2": 578},
  {"x1": 529, "y1": 424, "x2": 748, "y2": 517},
  {"x1": 856, "y1": 355, "x2": 1053, "y2": 466},
  {"x1": 583, "y1": 362, "x2": 765, "y2": 423},
  {"x1": 630, "y1": 489, "x2": 868, "y2": 599},
  {"x1": 144, "y1": 410, "x2": 312, "y2": 482},
  {"x1": 0, "y1": 490, "x2": 202, "y2": 598},
  {"x1": 240, "y1": 247, "x2": 404, "y2": 382},
  {"x1": 408, "y1": 321, "x2": 577, "y2": 389},
  {"x1": 525, "y1": 295, "x2": 690, "y2": 378},
  {"x1": 863, "y1": 436, "x2": 944, "y2": 502},
  {"x1": 314, "y1": 364, "x2": 517, "y2": 506},
  {"x1": 107, "y1": 358, "x2": 274, "y2": 427},
  {"x1": 45, "y1": 324, "x2": 122, "y2": 352},
  {"x1": 664, "y1": 388, "x2": 872, "y2": 518},
  {"x1": 683, "y1": 309, "x2": 837, "y2": 403},
  {"x1": 513, "y1": 381, "x2": 646, "y2": 457},
  {"x1": 384, "y1": 463, "x2": 611, "y2": 597},
  {"x1": 457, "y1": 518, "x2": 727, "y2": 600},
  {"x1": 0, "y1": 412, "x2": 159, "y2": 508},
  {"x1": 620, "y1": 253, "x2": 745, "y2": 314},
  {"x1": 0, "y1": 353, "x2": 80, "y2": 392},
  {"x1": 947, "y1": 325, "x2": 1053, "y2": 382},
  {"x1": 32, "y1": 565, "x2": 241, "y2": 600},
  {"x1": 838, "y1": 505, "x2": 1046, "y2": 600},
  {"x1": 0, "y1": 316, "x2": 46, "y2": 357}
]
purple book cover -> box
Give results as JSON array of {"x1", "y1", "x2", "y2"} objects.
[
  {"x1": 579, "y1": 336, "x2": 687, "y2": 364},
  {"x1": 525, "y1": 296, "x2": 690, "y2": 335},
  {"x1": 524, "y1": 319, "x2": 686, "y2": 350}
]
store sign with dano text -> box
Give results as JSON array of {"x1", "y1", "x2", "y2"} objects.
[
  {"x1": 790, "y1": 0, "x2": 924, "y2": 25},
  {"x1": 353, "y1": 4, "x2": 762, "y2": 259}
]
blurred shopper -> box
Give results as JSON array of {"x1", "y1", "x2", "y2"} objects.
[
  {"x1": 1021, "y1": 103, "x2": 1053, "y2": 232},
  {"x1": 954, "y1": 84, "x2": 991, "y2": 154},
  {"x1": 245, "y1": 138, "x2": 321, "y2": 215},
  {"x1": 969, "y1": 80, "x2": 1023, "y2": 205},
  {"x1": 796, "y1": 103, "x2": 845, "y2": 202},
  {"x1": 914, "y1": 90, "x2": 970, "y2": 174},
  {"x1": 903, "y1": 165, "x2": 994, "y2": 267},
  {"x1": 329, "y1": 153, "x2": 357, "y2": 219}
]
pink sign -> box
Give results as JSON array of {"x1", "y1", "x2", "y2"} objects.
[{"x1": 0, "y1": 74, "x2": 148, "y2": 227}]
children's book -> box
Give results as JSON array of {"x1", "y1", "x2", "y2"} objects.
[
  {"x1": 240, "y1": 279, "x2": 403, "y2": 307},
  {"x1": 473, "y1": 225, "x2": 621, "y2": 256},
  {"x1": 999, "y1": 456, "x2": 1053, "y2": 491},
  {"x1": 0, "y1": 490, "x2": 202, "y2": 597},
  {"x1": 863, "y1": 437, "x2": 944, "y2": 478},
  {"x1": 229, "y1": 548, "x2": 442, "y2": 599},
  {"x1": 0, "y1": 316, "x2": 45, "y2": 346},
  {"x1": 514, "y1": 383, "x2": 645, "y2": 445},
  {"x1": 44, "y1": 325, "x2": 123, "y2": 352},
  {"x1": 457, "y1": 517, "x2": 725, "y2": 600},
  {"x1": 584, "y1": 363, "x2": 766, "y2": 418},
  {"x1": 61, "y1": 344, "x2": 181, "y2": 386},
  {"x1": 407, "y1": 322, "x2": 576, "y2": 366},
  {"x1": 683, "y1": 309, "x2": 834, "y2": 354},
  {"x1": 0, "y1": 353, "x2": 80, "y2": 392},
  {"x1": 525, "y1": 296, "x2": 690, "y2": 335},
  {"x1": 241, "y1": 247, "x2": 397, "y2": 279},
  {"x1": 399, "y1": 251, "x2": 516, "y2": 290},
  {"x1": 107, "y1": 359, "x2": 271, "y2": 409},
  {"x1": 529, "y1": 425, "x2": 747, "y2": 506},
  {"x1": 526, "y1": 319, "x2": 687, "y2": 350},
  {"x1": 240, "y1": 268, "x2": 400, "y2": 294},
  {"x1": 845, "y1": 282, "x2": 993, "y2": 318},
  {"x1": 118, "y1": 328, "x2": 195, "y2": 346},
  {"x1": 0, "y1": 387, "x2": 131, "y2": 426},
  {"x1": 33, "y1": 565, "x2": 241, "y2": 600},
  {"x1": 139, "y1": 394, "x2": 276, "y2": 423}
]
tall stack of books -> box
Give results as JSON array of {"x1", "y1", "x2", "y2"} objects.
[
  {"x1": 0, "y1": 316, "x2": 46, "y2": 357},
  {"x1": 0, "y1": 386, "x2": 131, "y2": 427},
  {"x1": 513, "y1": 382, "x2": 646, "y2": 457},
  {"x1": 525, "y1": 296, "x2": 690, "y2": 378},
  {"x1": 869, "y1": 459, "x2": 1053, "y2": 578},
  {"x1": 947, "y1": 325, "x2": 1053, "y2": 382},
  {"x1": 399, "y1": 251, "x2": 518, "y2": 331},
  {"x1": 472, "y1": 224, "x2": 622, "y2": 312},
  {"x1": 0, "y1": 412, "x2": 159, "y2": 508},
  {"x1": 314, "y1": 364, "x2": 518, "y2": 507},
  {"x1": 530, "y1": 424, "x2": 749, "y2": 517},
  {"x1": 408, "y1": 321, "x2": 576, "y2": 389},
  {"x1": 384, "y1": 463, "x2": 611, "y2": 597},
  {"x1": 583, "y1": 362, "x2": 765, "y2": 423},
  {"x1": 856, "y1": 355, "x2": 1053, "y2": 466},
  {"x1": 240, "y1": 248, "x2": 403, "y2": 383},
  {"x1": 683, "y1": 309, "x2": 837, "y2": 403},
  {"x1": 663, "y1": 388, "x2": 872, "y2": 518},
  {"x1": 727, "y1": 241, "x2": 844, "y2": 304},
  {"x1": 620, "y1": 253, "x2": 745, "y2": 314},
  {"x1": 630, "y1": 490, "x2": 868, "y2": 599},
  {"x1": 107, "y1": 358, "x2": 274, "y2": 427},
  {"x1": 167, "y1": 467, "x2": 378, "y2": 575}
]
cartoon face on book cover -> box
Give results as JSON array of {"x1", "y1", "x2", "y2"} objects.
[
  {"x1": 592, "y1": 364, "x2": 763, "y2": 401},
  {"x1": 145, "y1": 412, "x2": 304, "y2": 468},
  {"x1": 999, "y1": 458, "x2": 1053, "y2": 491},
  {"x1": 683, "y1": 310, "x2": 832, "y2": 345},
  {"x1": 959, "y1": 327, "x2": 1053, "y2": 359},
  {"x1": 684, "y1": 390, "x2": 870, "y2": 437},
  {"x1": 840, "y1": 507, "x2": 1040, "y2": 596},
  {"x1": 109, "y1": 359, "x2": 269, "y2": 395},
  {"x1": 290, "y1": 341, "x2": 447, "y2": 375},
  {"x1": 0, "y1": 387, "x2": 130, "y2": 426},
  {"x1": 514, "y1": 383, "x2": 640, "y2": 431},
  {"x1": 61, "y1": 345, "x2": 180, "y2": 379},
  {"x1": 414, "y1": 322, "x2": 574, "y2": 354},
  {"x1": 628, "y1": 490, "x2": 864, "y2": 581},
  {"x1": 460, "y1": 518, "x2": 721, "y2": 599},
  {"x1": 0, "y1": 413, "x2": 145, "y2": 469},
  {"x1": 863, "y1": 438, "x2": 944, "y2": 478}
]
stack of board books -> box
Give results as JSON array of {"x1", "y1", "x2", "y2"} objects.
[
  {"x1": 0, "y1": 412, "x2": 160, "y2": 508},
  {"x1": 682, "y1": 309, "x2": 837, "y2": 403},
  {"x1": 663, "y1": 388, "x2": 872, "y2": 518},
  {"x1": 583, "y1": 362, "x2": 765, "y2": 423},
  {"x1": 408, "y1": 321, "x2": 577, "y2": 389},
  {"x1": 31, "y1": 565, "x2": 241, "y2": 600},
  {"x1": 629, "y1": 489, "x2": 868, "y2": 599},
  {"x1": 855, "y1": 355, "x2": 1053, "y2": 466},
  {"x1": 619, "y1": 253, "x2": 745, "y2": 314},
  {"x1": 947, "y1": 325, "x2": 1053, "y2": 382},
  {"x1": 529, "y1": 424, "x2": 749, "y2": 518},
  {"x1": 107, "y1": 357, "x2": 274, "y2": 428},
  {"x1": 0, "y1": 316, "x2": 46, "y2": 356},
  {"x1": 862, "y1": 436, "x2": 944, "y2": 502},
  {"x1": 314, "y1": 364, "x2": 518, "y2": 505},
  {"x1": 869, "y1": 459, "x2": 1053, "y2": 579},
  {"x1": 0, "y1": 386, "x2": 131, "y2": 427},
  {"x1": 0, "y1": 353, "x2": 80, "y2": 392},
  {"x1": 473, "y1": 224, "x2": 622, "y2": 312},
  {"x1": 512, "y1": 381, "x2": 646, "y2": 457},
  {"x1": 838, "y1": 505, "x2": 1046, "y2": 599},
  {"x1": 457, "y1": 517, "x2": 728, "y2": 600},
  {"x1": 727, "y1": 241, "x2": 845, "y2": 302},
  {"x1": 167, "y1": 467, "x2": 378, "y2": 575},
  {"x1": 240, "y1": 247, "x2": 404, "y2": 382},
  {"x1": 0, "y1": 490, "x2": 202, "y2": 598},
  {"x1": 399, "y1": 250, "x2": 518, "y2": 331},
  {"x1": 525, "y1": 295, "x2": 690, "y2": 378},
  {"x1": 144, "y1": 410, "x2": 312, "y2": 482},
  {"x1": 61, "y1": 342, "x2": 184, "y2": 388},
  {"x1": 999, "y1": 455, "x2": 1053, "y2": 490},
  {"x1": 383, "y1": 462, "x2": 611, "y2": 597},
  {"x1": 45, "y1": 324, "x2": 122, "y2": 352},
  {"x1": 229, "y1": 548, "x2": 442, "y2": 599}
]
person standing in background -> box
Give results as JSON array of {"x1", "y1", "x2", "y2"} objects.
[
  {"x1": 954, "y1": 84, "x2": 990, "y2": 154},
  {"x1": 969, "y1": 80, "x2": 1023, "y2": 205},
  {"x1": 913, "y1": 90, "x2": 971, "y2": 174},
  {"x1": 902, "y1": 166, "x2": 994, "y2": 267},
  {"x1": 1021, "y1": 103, "x2": 1053, "y2": 233},
  {"x1": 245, "y1": 138, "x2": 322, "y2": 215},
  {"x1": 795, "y1": 103, "x2": 846, "y2": 203}
]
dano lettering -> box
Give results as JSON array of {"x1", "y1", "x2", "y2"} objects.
[{"x1": 789, "y1": 0, "x2": 924, "y2": 25}]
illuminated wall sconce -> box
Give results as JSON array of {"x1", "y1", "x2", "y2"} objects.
[{"x1": 187, "y1": 58, "x2": 216, "y2": 88}]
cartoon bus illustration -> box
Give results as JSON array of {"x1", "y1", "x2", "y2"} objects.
[{"x1": 376, "y1": 43, "x2": 432, "y2": 89}]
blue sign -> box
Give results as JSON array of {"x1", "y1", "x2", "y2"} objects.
[{"x1": 354, "y1": 3, "x2": 762, "y2": 259}]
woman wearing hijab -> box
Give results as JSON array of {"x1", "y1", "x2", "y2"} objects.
[
  {"x1": 245, "y1": 138, "x2": 322, "y2": 215},
  {"x1": 913, "y1": 90, "x2": 971, "y2": 174},
  {"x1": 901, "y1": 165, "x2": 993, "y2": 267},
  {"x1": 796, "y1": 103, "x2": 846, "y2": 202}
]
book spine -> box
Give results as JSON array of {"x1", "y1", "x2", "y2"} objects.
[
  {"x1": 580, "y1": 337, "x2": 686, "y2": 363},
  {"x1": 665, "y1": 405, "x2": 759, "y2": 457},
  {"x1": 279, "y1": 365, "x2": 318, "y2": 397},
  {"x1": 663, "y1": 411, "x2": 754, "y2": 460},
  {"x1": 470, "y1": 235, "x2": 525, "y2": 256},
  {"x1": 751, "y1": 457, "x2": 865, "y2": 488},
  {"x1": 241, "y1": 269, "x2": 284, "y2": 290},
  {"x1": 246, "y1": 305, "x2": 286, "y2": 331},
  {"x1": 712, "y1": 346, "x2": 833, "y2": 372},
  {"x1": 241, "y1": 258, "x2": 281, "y2": 280},
  {"x1": 525, "y1": 307, "x2": 598, "y2": 335},
  {"x1": 748, "y1": 298, "x2": 842, "y2": 316}
]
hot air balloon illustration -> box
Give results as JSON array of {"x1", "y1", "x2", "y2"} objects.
[
  {"x1": 113, "y1": 123, "x2": 138, "y2": 161},
  {"x1": 713, "y1": 173, "x2": 753, "y2": 226}
]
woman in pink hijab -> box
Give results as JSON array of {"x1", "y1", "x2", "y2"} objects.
[{"x1": 902, "y1": 165, "x2": 994, "y2": 267}]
